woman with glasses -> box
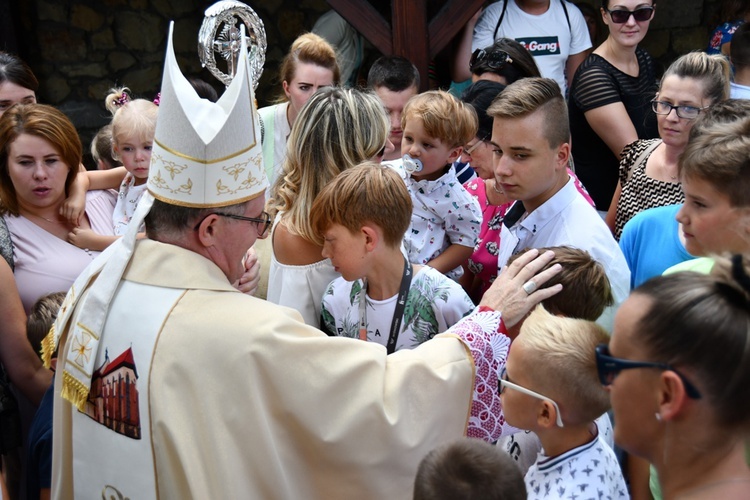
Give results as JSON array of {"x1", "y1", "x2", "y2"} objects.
[
  {"x1": 598, "y1": 254, "x2": 750, "y2": 499},
  {"x1": 466, "y1": 38, "x2": 541, "y2": 85},
  {"x1": 266, "y1": 87, "x2": 389, "y2": 326},
  {"x1": 608, "y1": 51, "x2": 730, "y2": 239},
  {"x1": 568, "y1": 0, "x2": 658, "y2": 216}
]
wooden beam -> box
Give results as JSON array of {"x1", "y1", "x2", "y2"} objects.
[
  {"x1": 392, "y1": 0, "x2": 429, "y2": 91},
  {"x1": 429, "y1": 0, "x2": 486, "y2": 58},
  {"x1": 326, "y1": 0, "x2": 392, "y2": 54}
]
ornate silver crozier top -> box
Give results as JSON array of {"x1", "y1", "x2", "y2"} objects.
[{"x1": 198, "y1": 0, "x2": 266, "y2": 88}]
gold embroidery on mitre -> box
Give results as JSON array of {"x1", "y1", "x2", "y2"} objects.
[
  {"x1": 224, "y1": 162, "x2": 247, "y2": 181},
  {"x1": 151, "y1": 169, "x2": 193, "y2": 196}
]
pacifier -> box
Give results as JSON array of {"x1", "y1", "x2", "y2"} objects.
[{"x1": 402, "y1": 154, "x2": 423, "y2": 174}]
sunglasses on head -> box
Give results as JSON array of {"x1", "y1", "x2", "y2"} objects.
[
  {"x1": 594, "y1": 344, "x2": 702, "y2": 399},
  {"x1": 470, "y1": 48, "x2": 514, "y2": 72},
  {"x1": 606, "y1": 6, "x2": 654, "y2": 23}
]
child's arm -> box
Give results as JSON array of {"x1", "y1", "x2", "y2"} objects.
[
  {"x1": 68, "y1": 228, "x2": 120, "y2": 252},
  {"x1": 61, "y1": 166, "x2": 128, "y2": 225},
  {"x1": 427, "y1": 244, "x2": 474, "y2": 276}
]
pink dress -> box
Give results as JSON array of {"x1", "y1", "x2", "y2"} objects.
[
  {"x1": 464, "y1": 170, "x2": 595, "y2": 298},
  {"x1": 5, "y1": 190, "x2": 116, "y2": 313}
]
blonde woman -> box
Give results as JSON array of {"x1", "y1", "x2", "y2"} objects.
[
  {"x1": 266, "y1": 87, "x2": 389, "y2": 325},
  {"x1": 258, "y1": 33, "x2": 340, "y2": 187}
]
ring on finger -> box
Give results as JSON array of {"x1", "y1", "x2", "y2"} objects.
[{"x1": 522, "y1": 280, "x2": 537, "y2": 294}]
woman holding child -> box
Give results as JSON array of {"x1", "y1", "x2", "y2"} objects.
[
  {"x1": 0, "y1": 104, "x2": 116, "y2": 313},
  {"x1": 266, "y1": 87, "x2": 389, "y2": 326}
]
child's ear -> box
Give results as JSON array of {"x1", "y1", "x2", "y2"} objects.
[
  {"x1": 447, "y1": 146, "x2": 463, "y2": 165},
  {"x1": 361, "y1": 225, "x2": 379, "y2": 252},
  {"x1": 537, "y1": 400, "x2": 559, "y2": 429}
]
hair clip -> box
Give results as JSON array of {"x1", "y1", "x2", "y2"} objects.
[
  {"x1": 114, "y1": 91, "x2": 131, "y2": 108},
  {"x1": 153, "y1": 92, "x2": 161, "y2": 106},
  {"x1": 731, "y1": 254, "x2": 750, "y2": 293}
]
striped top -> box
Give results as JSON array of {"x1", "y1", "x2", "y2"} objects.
[{"x1": 569, "y1": 48, "x2": 659, "y2": 209}]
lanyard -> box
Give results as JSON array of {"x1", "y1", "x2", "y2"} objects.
[{"x1": 358, "y1": 258, "x2": 413, "y2": 354}]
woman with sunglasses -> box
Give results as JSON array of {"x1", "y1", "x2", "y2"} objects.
[
  {"x1": 568, "y1": 0, "x2": 658, "y2": 217},
  {"x1": 607, "y1": 51, "x2": 730, "y2": 239},
  {"x1": 599, "y1": 254, "x2": 750, "y2": 499}
]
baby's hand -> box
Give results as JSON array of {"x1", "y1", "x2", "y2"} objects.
[
  {"x1": 67, "y1": 227, "x2": 98, "y2": 249},
  {"x1": 60, "y1": 196, "x2": 86, "y2": 226},
  {"x1": 233, "y1": 247, "x2": 261, "y2": 296}
]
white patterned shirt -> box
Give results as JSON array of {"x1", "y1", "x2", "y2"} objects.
[
  {"x1": 389, "y1": 160, "x2": 482, "y2": 280},
  {"x1": 525, "y1": 434, "x2": 628, "y2": 500}
]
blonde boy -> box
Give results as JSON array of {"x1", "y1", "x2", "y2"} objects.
[
  {"x1": 311, "y1": 162, "x2": 474, "y2": 351},
  {"x1": 500, "y1": 307, "x2": 627, "y2": 499},
  {"x1": 397, "y1": 90, "x2": 482, "y2": 281}
]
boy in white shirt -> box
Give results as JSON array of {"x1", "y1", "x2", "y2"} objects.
[
  {"x1": 500, "y1": 306, "x2": 628, "y2": 499},
  {"x1": 311, "y1": 162, "x2": 475, "y2": 351}
]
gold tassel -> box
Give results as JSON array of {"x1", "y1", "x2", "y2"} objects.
[
  {"x1": 62, "y1": 371, "x2": 90, "y2": 411},
  {"x1": 41, "y1": 324, "x2": 58, "y2": 369}
]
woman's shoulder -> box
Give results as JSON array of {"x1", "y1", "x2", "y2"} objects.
[{"x1": 272, "y1": 220, "x2": 325, "y2": 267}]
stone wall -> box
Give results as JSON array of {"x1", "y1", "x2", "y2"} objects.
[{"x1": 3, "y1": 0, "x2": 727, "y2": 167}]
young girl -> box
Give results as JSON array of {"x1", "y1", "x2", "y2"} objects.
[{"x1": 66, "y1": 87, "x2": 158, "y2": 250}]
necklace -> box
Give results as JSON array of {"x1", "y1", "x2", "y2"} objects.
[
  {"x1": 27, "y1": 213, "x2": 67, "y2": 224},
  {"x1": 490, "y1": 179, "x2": 504, "y2": 195},
  {"x1": 677, "y1": 478, "x2": 750, "y2": 498}
]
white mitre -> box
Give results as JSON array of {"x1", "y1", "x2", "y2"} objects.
[
  {"x1": 46, "y1": 21, "x2": 266, "y2": 410},
  {"x1": 148, "y1": 22, "x2": 267, "y2": 207}
]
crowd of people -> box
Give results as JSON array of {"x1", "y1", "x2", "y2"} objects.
[{"x1": 0, "y1": 1, "x2": 749, "y2": 499}]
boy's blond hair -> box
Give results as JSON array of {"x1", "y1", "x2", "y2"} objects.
[
  {"x1": 310, "y1": 161, "x2": 412, "y2": 247},
  {"x1": 401, "y1": 90, "x2": 477, "y2": 147},
  {"x1": 517, "y1": 306, "x2": 610, "y2": 426}
]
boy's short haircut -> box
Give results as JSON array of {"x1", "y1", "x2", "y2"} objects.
[
  {"x1": 90, "y1": 124, "x2": 120, "y2": 170},
  {"x1": 367, "y1": 55, "x2": 420, "y2": 91},
  {"x1": 679, "y1": 99, "x2": 750, "y2": 208},
  {"x1": 730, "y1": 22, "x2": 750, "y2": 70},
  {"x1": 309, "y1": 161, "x2": 412, "y2": 247},
  {"x1": 413, "y1": 438, "x2": 526, "y2": 500},
  {"x1": 487, "y1": 77, "x2": 569, "y2": 148},
  {"x1": 518, "y1": 306, "x2": 611, "y2": 426},
  {"x1": 27, "y1": 291, "x2": 67, "y2": 359},
  {"x1": 402, "y1": 90, "x2": 478, "y2": 147},
  {"x1": 507, "y1": 246, "x2": 614, "y2": 321}
]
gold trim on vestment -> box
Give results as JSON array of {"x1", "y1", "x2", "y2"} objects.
[
  {"x1": 153, "y1": 137, "x2": 257, "y2": 164},
  {"x1": 148, "y1": 188, "x2": 264, "y2": 208}
]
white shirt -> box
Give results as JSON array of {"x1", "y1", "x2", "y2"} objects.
[
  {"x1": 525, "y1": 432, "x2": 628, "y2": 500},
  {"x1": 730, "y1": 81, "x2": 750, "y2": 99},
  {"x1": 495, "y1": 177, "x2": 630, "y2": 331},
  {"x1": 472, "y1": 0, "x2": 591, "y2": 95},
  {"x1": 499, "y1": 413, "x2": 614, "y2": 475}
]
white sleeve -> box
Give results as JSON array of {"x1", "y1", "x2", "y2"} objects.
[
  {"x1": 472, "y1": 1, "x2": 505, "y2": 52},
  {"x1": 568, "y1": 2, "x2": 593, "y2": 54}
]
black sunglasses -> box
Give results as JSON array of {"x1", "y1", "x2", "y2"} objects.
[
  {"x1": 193, "y1": 211, "x2": 272, "y2": 237},
  {"x1": 595, "y1": 344, "x2": 701, "y2": 399},
  {"x1": 606, "y1": 6, "x2": 654, "y2": 24},
  {"x1": 470, "y1": 48, "x2": 514, "y2": 72}
]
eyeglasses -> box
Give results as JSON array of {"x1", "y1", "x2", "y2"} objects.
[
  {"x1": 595, "y1": 344, "x2": 702, "y2": 399},
  {"x1": 606, "y1": 6, "x2": 655, "y2": 23},
  {"x1": 193, "y1": 211, "x2": 272, "y2": 237},
  {"x1": 464, "y1": 136, "x2": 489, "y2": 156},
  {"x1": 498, "y1": 367, "x2": 564, "y2": 427},
  {"x1": 651, "y1": 100, "x2": 708, "y2": 120},
  {"x1": 470, "y1": 48, "x2": 514, "y2": 72}
]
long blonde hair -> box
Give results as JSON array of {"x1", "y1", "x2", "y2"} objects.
[{"x1": 268, "y1": 87, "x2": 389, "y2": 243}]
